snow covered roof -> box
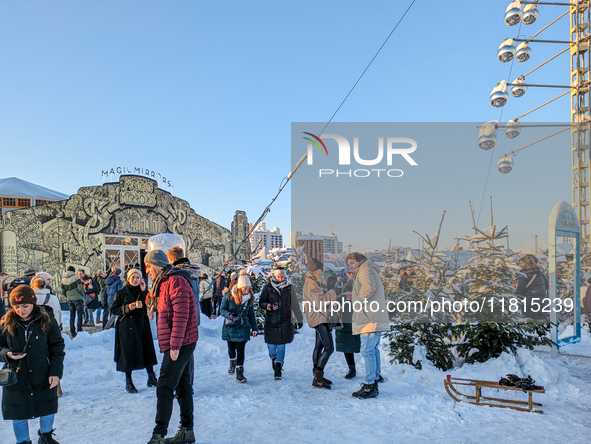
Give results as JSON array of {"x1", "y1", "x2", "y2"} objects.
[
  {"x1": 0, "y1": 177, "x2": 70, "y2": 201},
  {"x1": 252, "y1": 246, "x2": 269, "y2": 260}
]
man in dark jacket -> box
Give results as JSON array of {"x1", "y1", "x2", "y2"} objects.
[
  {"x1": 2, "y1": 268, "x2": 36, "y2": 297},
  {"x1": 94, "y1": 270, "x2": 108, "y2": 324},
  {"x1": 212, "y1": 271, "x2": 226, "y2": 317},
  {"x1": 145, "y1": 250, "x2": 198, "y2": 444},
  {"x1": 104, "y1": 269, "x2": 123, "y2": 329},
  {"x1": 515, "y1": 255, "x2": 548, "y2": 320}
]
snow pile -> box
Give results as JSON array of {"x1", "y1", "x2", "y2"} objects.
[{"x1": 1, "y1": 314, "x2": 590, "y2": 443}]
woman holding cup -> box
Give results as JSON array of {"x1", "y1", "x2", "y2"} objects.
[{"x1": 110, "y1": 268, "x2": 158, "y2": 393}]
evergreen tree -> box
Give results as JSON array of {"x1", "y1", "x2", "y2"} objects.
[{"x1": 385, "y1": 219, "x2": 552, "y2": 370}]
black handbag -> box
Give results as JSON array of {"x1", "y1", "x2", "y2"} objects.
[
  {"x1": 0, "y1": 331, "x2": 31, "y2": 387},
  {"x1": 224, "y1": 303, "x2": 247, "y2": 327},
  {"x1": 0, "y1": 367, "x2": 18, "y2": 386}
]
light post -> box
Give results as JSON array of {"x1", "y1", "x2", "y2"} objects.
[{"x1": 478, "y1": 0, "x2": 591, "y2": 251}]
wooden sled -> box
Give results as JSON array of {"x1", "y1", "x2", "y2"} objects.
[{"x1": 444, "y1": 376, "x2": 545, "y2": 413}]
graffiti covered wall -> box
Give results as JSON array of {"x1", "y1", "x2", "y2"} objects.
[{"x1": 0, "y1": 175, "x2": 248, "y2": 297}]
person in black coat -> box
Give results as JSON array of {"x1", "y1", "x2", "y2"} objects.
[
  {"x1": 335, "y1": 267, "x2": 361, "y2": 379},
  {"x1": 259, "y1": 268, "x2": 303, "y2": 380},
  {"x1": 515, "y1": 254, "x2": 549, "y2": 320},
  {"x1": 0, "y1": 285, "x2": 65, "y2": 444},
  {"x1": 110, "y1": 268, "x2": 158, "y2": 394}
]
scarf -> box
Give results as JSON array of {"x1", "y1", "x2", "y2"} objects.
[
  {"x1": 270, "y1": 275, "x2": 291, "y2": 293},
  {"x1": 128, "y1": 283, "x2": 143, "y2": 301}
]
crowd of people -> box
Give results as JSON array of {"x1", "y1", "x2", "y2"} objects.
[{"x1": 0, "y1": 248, "x2": 406, "y2": 444}]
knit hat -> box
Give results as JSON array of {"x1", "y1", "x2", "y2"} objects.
[
  {"x1": 23, "y1": 268, "x2": 36, "y2": 277},
  {"x1": 10, "y1": 285, "x2": 37, "y2": 306},
  {"x1": 307, "y1": 258, "x2": 324, "y2": 272},
  {"x1": 144, "y1": 250, "x2": 169, "y2": 268},
  {"x1": 237, "y1": 269, "x2": 251, "y2": 289},
  {"x1": 36, "y1": 272, "x2": 52, "y2": 281},
  {"x1": 231, "y1": 272, "x2": 237, "y2": 280},
  {"x1": 66, "y1": 266, "x2": 75, "y2": 272},
  {"x1": 127, "y1": 268, "x2": 143, "y2": 283}
]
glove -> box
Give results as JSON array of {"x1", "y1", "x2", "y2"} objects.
[
  {"x1": 333, "y1": 287, "x2": 342, "y2": 296},
  {"x1": 297, "y1": 322, "x2": 304, "y2": 329}
]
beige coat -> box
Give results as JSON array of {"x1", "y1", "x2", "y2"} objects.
[
  {"x1": 303, "y1": 273, "x2": 339, "y2": 328},
  {"x1": 199, "y1": 279, "x2": 213, "y2": 300},
  {"x1": 351, "y1": 259, "x2": 389, "y2": 335}
]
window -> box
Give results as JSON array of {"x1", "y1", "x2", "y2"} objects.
[
  {"x1": 2, "y1": 198, "x2": 16, "y2": 207},
  {"x1": 17, "y1": 198, "x2": 30, "y2": 208},
  {"x1": 35, "y1": 199, "x2": 50, "y2": 206}
]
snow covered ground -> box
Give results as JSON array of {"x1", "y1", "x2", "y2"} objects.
[{"x1": 1, "y1": 314, "x2": 591, "y2": 444}]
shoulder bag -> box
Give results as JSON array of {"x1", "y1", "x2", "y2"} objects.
[{"x1": 0, "y1": 331, "x2": 32, "y2": 387}]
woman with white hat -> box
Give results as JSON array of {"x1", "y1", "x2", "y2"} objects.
[
  {"x1": 110, "y1": 268, "x2": 158, "y2": 393},
  {"x1": 220, "y1": 270, "x2": 258, "y2": 383}
]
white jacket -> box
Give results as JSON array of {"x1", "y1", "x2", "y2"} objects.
[
  {"x1": 351, "y1": 259, "x2": 389, "y2": 335},
  {"x1": 34, "y1": 288, "x2": 62, "y2": 327}
]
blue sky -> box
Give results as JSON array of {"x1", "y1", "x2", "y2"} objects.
[{"x1": 0, "y1": 1, "x2": 574, "y2": 251}]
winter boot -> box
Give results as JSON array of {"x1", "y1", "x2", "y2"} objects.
[
  {"x1": 38, "y1": 429, "x2": 61, "y2": 444},
  {"x1": 228, "y1": 359, "x2": 237, "y2": 375},
  {"x1": 313, "y1": 367, "x2": 332, "y2": 385},
  {"x1": 16, "y1": 441, "x2": 32, "y2": 444},
  {"x1": 164, "y1": 426, "x2": 195, "y2": 444},
  {"x1": 96, "y1": 316, "x2": 101, "y2": 324},
  {"x1": 147, "y1": 372, "x2": 158, "y2": 387},
  {"x1": 345, "y1": 365, "x2": 356, "y2": 379},
  {"x1": 147, "y1": 433, "x2": 166, "y2": 444},
  {"x1": 312, "y1": 369, "x2": 331, "y2": 389},
  {"x1": 270, "y1": 354, "x2": 277, "y2": 370},
  {"x1": 236, "y1": 365, "x2": 247, "y2": 383},
  {"x1": 274, "y1": 362, "x2": 283, "y2": 380},
  {"x1": 126, "y1": 374, "x2": 138, "y2": 393},
  {"x1": 375, "y1": 374, "x2": 384, "y2": 384},
  {"x1": 352, "y1": 382, "x2": 379, "y2": 399}
]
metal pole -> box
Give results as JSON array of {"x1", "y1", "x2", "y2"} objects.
[
  {"x1": 571, "y1": 0, "x2": 591, "y2": 252},
  {"x1": 507, "y1": 83, "x2": 576, "y2": 88},
  {"x1": 514, "y1": 91, "x2": 570, "y2": 120},
  {"x1": 520, "y1": 47, "x2": 570, "y2": 79}
]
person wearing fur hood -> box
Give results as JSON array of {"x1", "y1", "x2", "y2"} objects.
[{"x1": 61, "y1": 266, "x2": 85, "y2": 338}]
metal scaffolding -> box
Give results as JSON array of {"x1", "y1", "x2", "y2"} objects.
[{"x1": 571, "y1": 1, "x2": 591, "y2": 251}]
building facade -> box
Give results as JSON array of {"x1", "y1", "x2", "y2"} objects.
[
  {"x1": 250, "y1": 223, "x2": 283, "y2": 252},
  {"x1": 0, "y1": 175, "x2": 248, "y2": 298}
]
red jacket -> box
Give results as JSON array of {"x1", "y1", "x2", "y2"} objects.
[{"x1": 154, "y1": 274, "x2": 198, "y2": 353}]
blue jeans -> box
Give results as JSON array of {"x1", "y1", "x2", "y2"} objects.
[
  {"x1": 267, "y1": 343, "x2": 286, "y2": 364},
  {"x1": 360, "y1": 332, "x2": 382, "y2": 385},
  {"x1": 13, "y1": 414, "x2": 54, "y2": 442}
]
